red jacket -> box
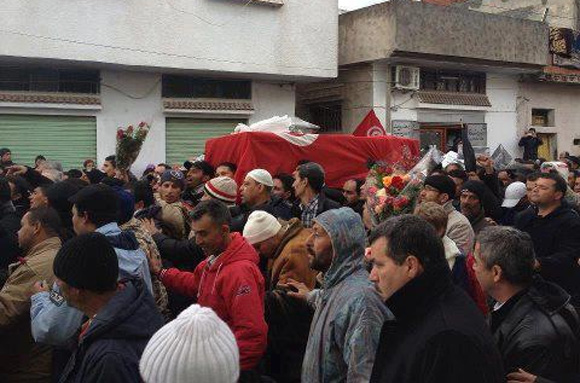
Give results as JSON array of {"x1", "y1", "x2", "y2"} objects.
[{"x1": 160, "y1": 233, "x2": 267, "y2": 370}]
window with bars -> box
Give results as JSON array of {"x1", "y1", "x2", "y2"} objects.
[
  {"x1": 162, "y1": 75, "x2": 252, "y2": 99},
  {"x1": 308, "y1": 102, "x2": 342, "y2": 133},
  {"x1": 0, "y1": 66, "x2": 100, "y2": 94},
  {"x1": 420, "y1": 70, "x2": 486, "y2": 94}
]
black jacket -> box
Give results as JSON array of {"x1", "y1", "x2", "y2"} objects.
[
  {"x1": 370, "y1": 265, "x2": 504, "y2": 383},
  {"x1": 152, "y1": 232, "x2": 204, "y2": 271},
  {"x1": 316, "y1": 193, "x2": 341, "y2": 216},
  {"x1": 0, "y1": 201, "x2": 21, "y2": 285},
  {"x1": 59, "y1": 279, "x2": 163, "y2": 383},
  {"x1": 518, "y1": 136, "x2": 543, "y2": 161},
  {"x1": 514, "y1": 203, "x2": 580, "y2": 306},
  {"x1": 492, "y1": 277, "x2": 579, "y2": 381}
]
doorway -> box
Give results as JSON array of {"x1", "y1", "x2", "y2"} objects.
[
  {"x1": 537, "y1": 133, "x2": 558, "y2": 161},
  {"x1": 419, "y1": 124, "x2": 463, "y2": 152}
]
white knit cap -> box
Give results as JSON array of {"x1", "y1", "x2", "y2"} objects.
[
  {"x1": 243, "y1": 210, "x2": 282, "y2": 245},
  {"x1": 246, "y1": 169, "x2": 274, "y2": 187},
  {"x1": 140, "y1": 304, "x2": 239, "y2": 383},
  {"x1": 204, "y1": 176, "x2": 238, "y2": 205}
]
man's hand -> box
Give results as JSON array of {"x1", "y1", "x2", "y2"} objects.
[
  {"x1": 114, "y1": 169, "x2": 129, "y2": 183},
  {"x1": 278, "y1": 278, "x2": 311, "y2": 301},
  {"x1": 476, "y1": 155, "x2": 495, "y2": 175},
  {"x1": 7, "y1": 165, "x2": 27, "y2": 176},
  {"x1": 507, "y1": 368, "x2": 537, "y2": 383},
  {"x1": 32, "y1": 280, "x2": 50, "y2": 295},
  {"x1": 141, "y1": 218, "x2": 161, "y2": 236},
  {"x1": 145, "y1": 248, "x2": 163, "y2": 275}
]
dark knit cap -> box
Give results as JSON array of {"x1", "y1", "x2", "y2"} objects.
[
  {"x1": 187, "y1": 160, "x2": 215, "y2": 178},
  {"x1": 461, "y1": 180, "x2": 486, "y2": 202},
  {"x1": 53, "y1": 232, "x2": 118, "y2": 293},
  {"x1": 113, "y1": 186, "x2": 135, "y2": 225},
  {"x1": 424, "y1": 175, "x2": 457, "y2": 200},
  {"x1": 161, "y1": 170, "x2": 185, "y2": 190}
]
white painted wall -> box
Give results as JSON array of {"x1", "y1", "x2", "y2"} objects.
[
  {"x1": 1, "y1": 0, "x2": 338, "y2": 80},
  {"x1": 97, "y1": 70, "x2": 165, "y2": 176},
  {"x1": 250, "y1": 82, "x2": 296, "y2": 123},
  {"x1": 485, "y1": 73, "x2": 520, "y2": 158},
  {"x1": 390, "y1": 91, "x2": 418, "y2": 122}
]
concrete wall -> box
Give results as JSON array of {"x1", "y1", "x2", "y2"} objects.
[
  {"x1": 0, "y1": 0, "x2": 338, "y2": 80},
  {"x1": 339, "y1": 0, "x2": 549, "y2": 67},
  {"x1": 250, "y1": 82, "x2": 296, "y2": 123},
  {"x1": 518, "y1": 81, "x2": 580, "y2": 156},
  {"x1": 485, "y1": 73, "x2": 520, "y2": 157}
]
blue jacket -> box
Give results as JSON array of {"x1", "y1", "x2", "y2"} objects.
[
  {"x1": 302, "y1": 208, "x2": 392, "y2": 383},
  {"x1": 59, "y1": 278, "x2": 163, "y2": 383},
  {"x1": 30, "y1": 223, "x2": 153, "y2": 346}
]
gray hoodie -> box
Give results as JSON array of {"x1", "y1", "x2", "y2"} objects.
[{"x1": 302, "y1": 208, "x2": 392, "y2": 383}]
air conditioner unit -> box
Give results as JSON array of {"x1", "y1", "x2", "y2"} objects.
[{"x1": 394, "y1": 66, "x2": 420, "y2": 90}]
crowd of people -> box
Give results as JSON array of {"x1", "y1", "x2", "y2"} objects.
[{"x1": 0, "y1": 143, "x2": 579, "y2": 383}]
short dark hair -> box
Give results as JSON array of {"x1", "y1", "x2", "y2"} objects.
[
  {"x1": 191, "y1": 161, "x2": 215, "y2": 178},
  {"x1": 69, "y1": 184, "x2": 119, "y2": 228},
  {"x1": 35, "y1": 155, "x2": 46, "y2": 162},
  {"x1": 157, "y1": 163, "x2": 171, "y2": 171},
  {"x1": 274, "y1": 173, "x2": 295, "y2": 195},
  {"x1": 6, "y1": 175, "x2": 32, "y2": 198},
  {"x1": 477, "y1": 226, "x2": 536, "y2": 285},
  {"x1": 83, "y1": 159, "x2": 94, "y2": 168},
  {"x1": 347, "y1": 179, "x2": 365, "y2": 195},
  {"x1": 27, "y1": 207, "x2": 62, "y2": 237},
  {"x1": 217, "y1": 162, "x2": 237, "y2": 174},
  {"x1": 526, "y1": 172, "x2": 540, "y2": 182},
  {"x1": 104, "y1": 155, "x2": 117, "y2": 168},
  {"x1": 447, "y1": 169, "x2": 468, "y2": 182},
  {"x1": 369, "y1": 215, "x2": 447, "y2": 271},
  {"x1": 537, "y1": 172, "x2": 568, "y2": 194},
  {"x1": 528, "y1": 128, "x2": 536, "y2": 133},
  {"x1": 133, "y1": 180, "x2": 155, "y2": 207},
  {"x1": 66, "y1": 169, "x2": 83, "y2": 179},
  {"x1": 0, "y1": 177, "x2": 12, "y2": 203},
  {"x1": 297, "y1": 162, "x2": 325, "y2": 193},
  {"x1": 190, "y1": 199, "x2": 231, "y2": 226}
]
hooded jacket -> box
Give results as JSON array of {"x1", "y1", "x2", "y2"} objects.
[
  {"x1": 370, "y1": 262, "x2": 504, "y2": 383},
  {"x1": 59, "y1": 279, "x2": 163, "y2": 383},
  {"x1": 492, "y1": 277, "x2": 579, "y2": 381},
  {"x1": 30, "y1": 223, "x2": 153, "y2": 347},
  {"x1": 159, "y1": 232, "x2": 267, "y2": 371},
  {"x1": 302, "y1": 208, "x2": 391, "y2": 383},
  {"x1": 515, "y1": 203, "x2": 580, "y2": 306},
  {"x1": 0, "y1": 237, "x2": 61, "y2": 383}
]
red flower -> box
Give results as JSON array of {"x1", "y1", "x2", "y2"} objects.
[
  {"x1": 138, "y1": 121, "x2": 146, "y2": 128},
  {"x1": 391, "y1": 176, "x2": 406, "y2": 190},
  {"x1": 117, "y1": 129, "x2": 124, "y2": 140}
]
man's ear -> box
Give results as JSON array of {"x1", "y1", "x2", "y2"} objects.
[
  {"x1": 405, "y1": 255, "x2": 423, "y2": 279},
  {"x1": 492, "y1": 265, "x2": 503, "y2": 283},
  {"x1": 439, "y1": 193, "x2": 450, "y2": 204},
  {"x1": 222, "y1": 223, "x2": 231, "y2": 236}
]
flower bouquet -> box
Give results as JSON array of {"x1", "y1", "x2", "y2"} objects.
[{"x1": 116, "y1": 122, "x2": 150, "y2": 171}]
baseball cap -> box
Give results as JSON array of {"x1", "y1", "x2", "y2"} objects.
[{"x1": 502, "y1": 182, "x2": 527, "y2": 208}]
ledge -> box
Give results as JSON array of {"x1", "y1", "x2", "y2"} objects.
[
  {"x1": 417, "y1": 91, "x2": 491, "y2": 107},
  {"x1": 0, "y1": 92, "x2": 101, "y2": 106}
]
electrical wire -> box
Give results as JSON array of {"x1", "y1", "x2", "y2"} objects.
[{"x1": 164, "y1": 0, "x2": 256, "y2": 27}]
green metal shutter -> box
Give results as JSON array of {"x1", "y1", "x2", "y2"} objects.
[
  {"x1": 0, "y1": 114, "x2": 96, "y2": 170},
  {"x1": 165, "y1": 118, "x2": 243, "y2": 165}
]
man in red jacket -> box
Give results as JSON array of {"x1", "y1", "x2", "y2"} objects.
[{"x1": 148, "y1": 199, "x2": 267, "y2": 382}]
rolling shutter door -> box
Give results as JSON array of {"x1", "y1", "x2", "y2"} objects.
[
  {"x1": 0, "y1": 114, "x2": 96, "y2": 170},
  {"x1": 165, "y1": 118, "x2": 242, "y2": 165}
]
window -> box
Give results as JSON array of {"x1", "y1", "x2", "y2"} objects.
[
  {"x1": 0, "y1": 66, "x2": 100, "y2": 94},
  {"x1": 420, "y1": 70, "x2": 486, "y2": 94},
  {"x1": 162, "y1": 75, "x2": 251, "y2": 99},
  {"x1": 308, "y1": 102, "x2": 342, "y2": 133},
  {"x1": 531, "y1": 108, "x2": 555, "y2": 127}
]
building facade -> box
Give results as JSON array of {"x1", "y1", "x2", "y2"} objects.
[{"x1": 0, "y1": 0, "x2": 338, "y2": 172}]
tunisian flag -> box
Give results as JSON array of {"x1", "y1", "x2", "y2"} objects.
[
  {"x1": 352, "y1": 110, "x2": 386, "y2": 136},
  {"x1": 205, "y1": 132, "x2": 419, "y2": 188}
]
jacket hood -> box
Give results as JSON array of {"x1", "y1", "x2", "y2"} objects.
[
  {"x1": 315, "y1": 207, "x2": 366, "y2": 289},
  {"x1": 528, "y1": 276, "x2": 572, "y2": 315},
  {"x1": 212, "y1": 232, "x2": 259, "y2": 269},
  {"x1": 97, "y1": 222, "x2": 140, "y2": 251},
  {"x1": 81, "y1": 279, "x2": 163, "y2": 344},
  {"x1": 442, "y1": 236, "x2": 461, "y2": 269}
]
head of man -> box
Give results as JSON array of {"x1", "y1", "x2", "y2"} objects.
[
  {"x1": 190, "y1": 199, "x2": 232, "y2": 257},
  {"x1": 575, "y1": 175, "x2": 580, "y2": 194},
  {"x1": 414, "y1": 202, "x2": 448, "y2": 238},
  {"x1": 444, "y1": 163, "x2": 463, "y2": 173},
  {"x1": 240, "y1": 169, "x2": 273, "y2": 207},
  {"x1": 29, "y1": 186, "x2": 49, "y2": 209},
  {"x1": 0, "y1": 148, "x2": 12, "y2": 164},
  {"x1": 216, "y1": 162, "x2": 237, "y2": 179},
  {"x1": 69, "y1": 184, "x2": 119, "y2": 235},
  {"x1": 342, "y1": 179, "x2": 363, "y2": 206},
  {"x1": 83, "y1": 159, "x2": 95, "y2": 172},
  {"x1": 155, "y1": 163, "x2": 170, "y2": 176},
  {"x1": 18, "y1": 207, "x2": 61, "y2": 252},
  {"x1": 419, "y1": 175, "x2": 456, "y2": 206},
  {"x1": 497, "y1": 169, "x2": 515, "y2": 188},
  {"x1": 472, "y1": 226, "x2": 535, "y2": 302},
  {"x1": 7, "y1": 176, "x2": 31, "y2": 203},
  {"x1": 102, "y1": 155, "x2": 117, "y2": 178},
  {"x1": 447, "y1": 169, "x2": 468, "y2": 199},
  {"x1": 527, "y1": 127, "x2": 537, "y2": 137},
  {"x1": 201, "y1": 177, "x2": 238, "y2": 206},
  {"x1": 368, "y1": 215, "x2": 446, "y2": 301},
  {"x1": 186, "y1": 161, "x2": 215, "y2": 189},
  {"x1": 159, "y1": 170, "x2": 185, "y2": 204},
  {"x1": 133, "y1": 180, "x2": 155, "y2": 211},
  {"x1": 53, "y1": 233, "x2": 119, "y2": 312},
  {"x1": 293, "y1": 162, "x2": 325, "y2": 202},
  {"x1": 272, "y1": 173, "x2": 295, "y2": 201},
  {"x1": 502, "y1": 181, "x2": 528, "y2": 210},
  {"x1": 526, "y1": 172, "x2": 539, "y2": 201},
  {"x1": 528, "y1": 172, "x2": 567, "y2": 210},
  {"x1": 459, "y1": 181, "x2": 486, "y2": 220},
  {"x1": 243, "y1": 211, "x2": 283, "y2": 259},
  {"x1": 0, "y1": 176, "x2": 13, "y2": 206},
  {"x1": 35, "y1": 155, "x2": 46, "y2": 168}
]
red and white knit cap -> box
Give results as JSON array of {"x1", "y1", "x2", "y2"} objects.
[{"x1": 204, "y1": 176, "x2": 238, "y2": 205}]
